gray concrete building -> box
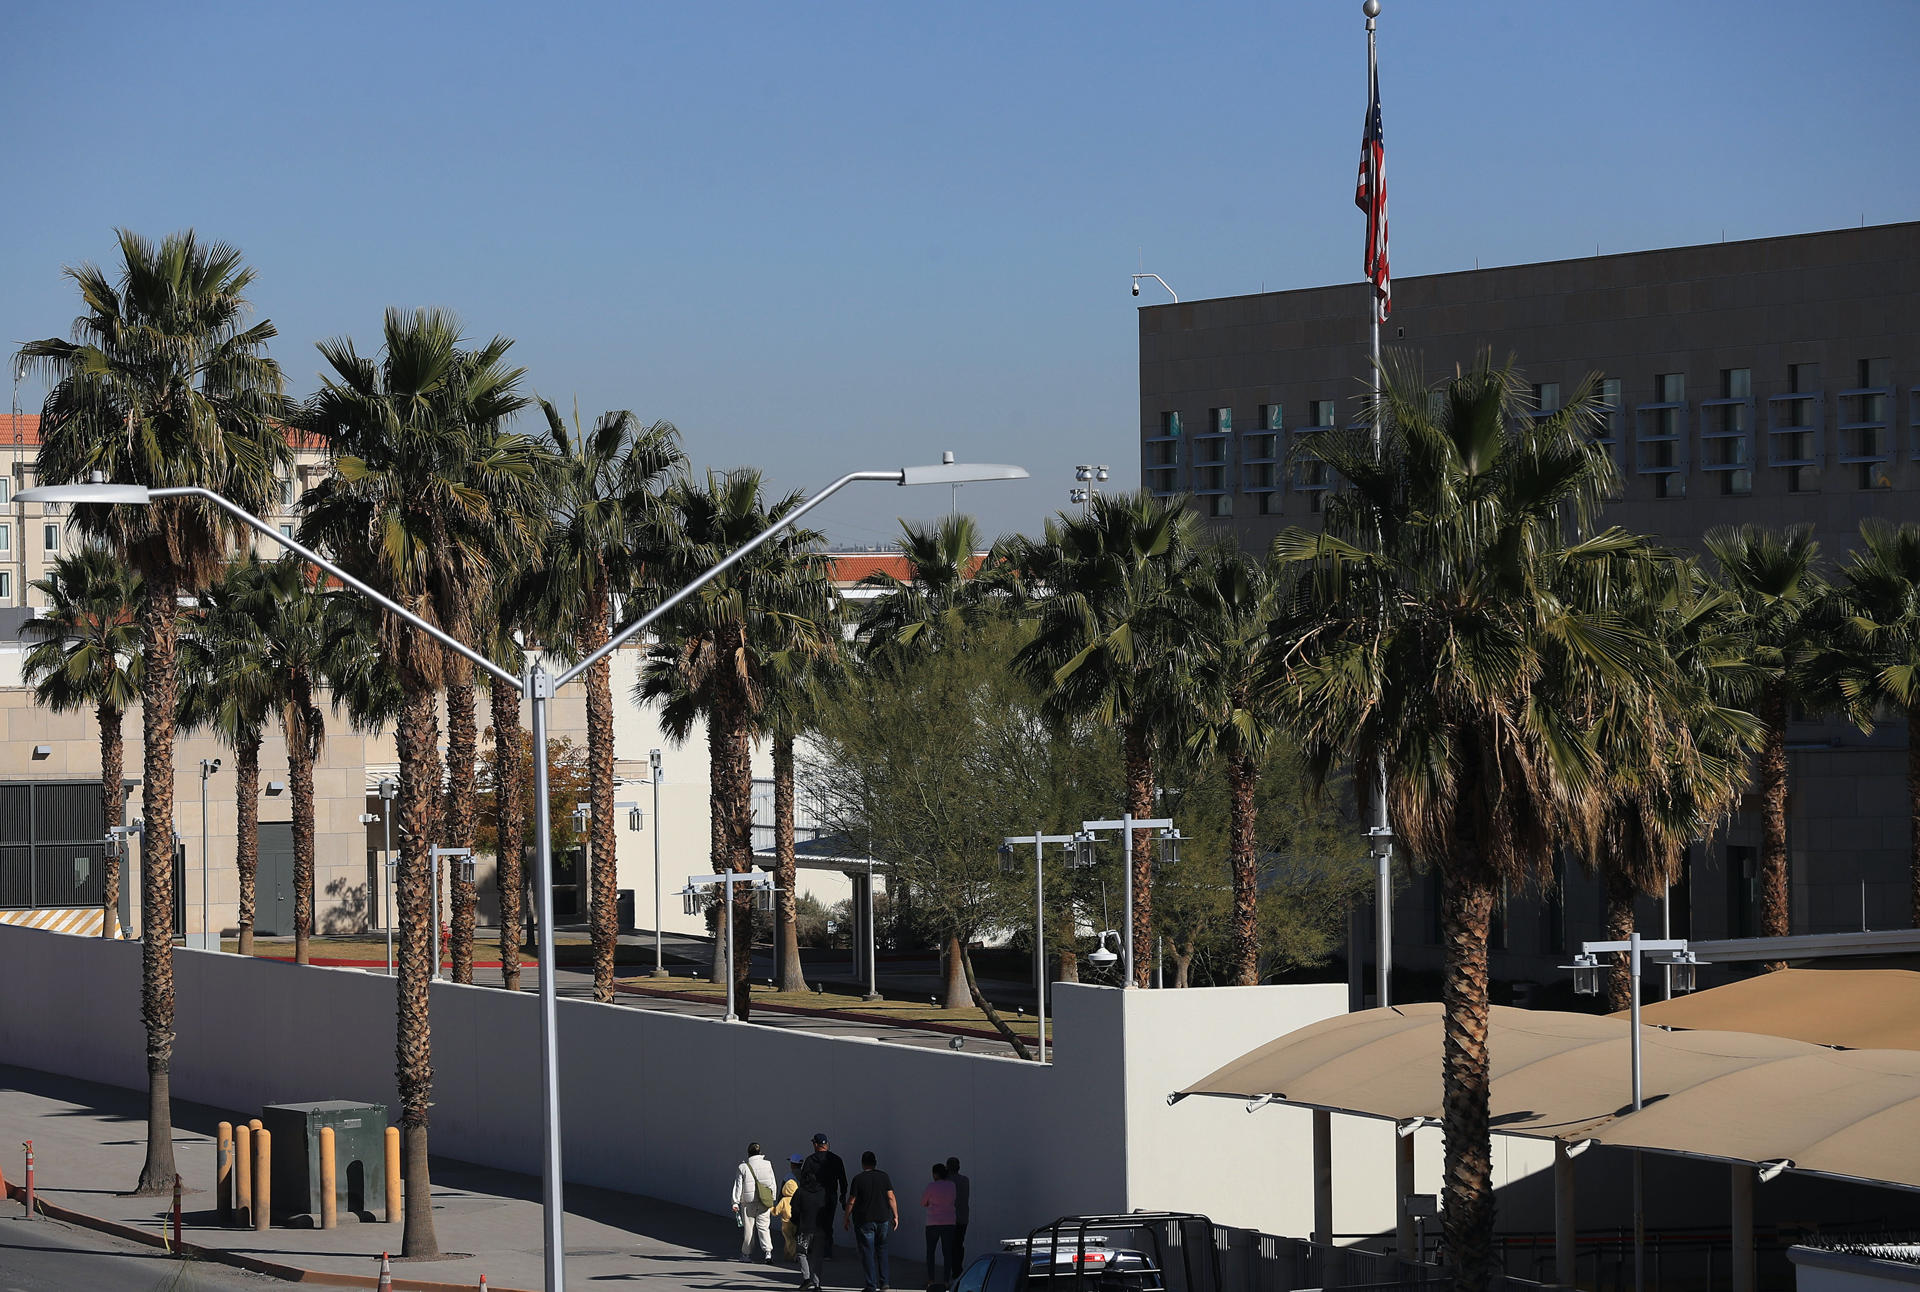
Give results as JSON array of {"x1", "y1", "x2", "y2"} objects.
[{"x1": 1138, "y1": 221, "x2": 1920, "y2": 1001}]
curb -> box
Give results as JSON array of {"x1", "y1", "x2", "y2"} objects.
[
  {"x1": 3, "y1": 1181, "x2": 534, "y2": 1291},
  {"x1": 612, "y1": 981, "x2": 1033, "y2": 1046}
]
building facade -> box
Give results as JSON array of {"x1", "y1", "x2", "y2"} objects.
[{"x1": 1139, "y1": 221, "x2": 1920, "y2": 999}]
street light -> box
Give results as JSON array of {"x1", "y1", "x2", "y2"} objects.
[
  {"x1": 682, "y1": 871, "x2": 778, "y2": 1020},
  {"x1": 1002, "y1": 830, "x2": 1073, "y2": 1063},
  {"x1": 646, "y1": 750, "x2": 666, "y2": 977},
  {"x1": 195, "y1": 758, "x2": 220, "y2": 952},
  {"x1": 378, "y1": 778, "x2": 397, "y2": 975},
  {"x1": 1079, "y1": 813, "x2": 1174, "y2": 988},
  {"x1": 20, "y1": 458, "x2": 1027, "y2": 1292}
]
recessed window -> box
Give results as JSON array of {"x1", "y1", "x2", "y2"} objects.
[
  {"x1": 1210, "y1": 407, "x2": 1232, "y2": 434},
  {"x1": 1840, "y1": 357, "x2": 1893, "y2": 490},
  {"x1": 1769, "y1": 362, "x2": 1822, "y2": 493},
  {"x1": 1636, "y1": 374, "x2": 1688, "y2": 499},
  {"x1": 0, "y1": 572, "x2": 11, "y2": 602},
  {"x1": 1260, "y1": 403, "x2": 1284, "y2": 432},
  {"x1": 1701, "y1": 368, "x2": 1753, "y2": 498},
  {"x1": 1530, "y1": 382, "x2": 1562, "y2": 416},
  {"x1": 1205, "y1": 495, "x2": 1232, "y2": 518},
  {"x1": 1162, "y1": 411, "x2": 1182, "y2": 437},
  {"x1": 0, "y1": 523, "x2": 10, "y2": 554},
  {"x1": 43, "y1": 524, "x2": 59, "y2": 553},
  {"x1": 1310, "y1": 400, "x2": 1336, "y2": 428},
  {"x1": 279, "y1": 524, "x2": 294, "y2": 540},
  {"x1": 0, "y1": 477, "x2": 11, "y2": 506}
]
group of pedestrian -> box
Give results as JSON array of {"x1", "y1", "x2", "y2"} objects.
[{"x1": 730, "y1": 1134, "x2": 972, "y2": 1292}]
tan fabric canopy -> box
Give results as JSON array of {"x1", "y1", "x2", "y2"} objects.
[
  {"x1": 1636, "y1": 966, "x2": 1920, "y2": 1051},
  {"x1": 1178, "y1": 1003, "x2": 1920, "y2": 1191}
]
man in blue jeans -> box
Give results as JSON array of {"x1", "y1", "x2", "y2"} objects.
[{"x1": 844, "y1": 1150, "x2": 898, "y2": 1292}]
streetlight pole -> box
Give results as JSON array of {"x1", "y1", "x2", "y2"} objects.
[
  {"x1": 199, "y1": 758, "x2": 220, "y2": 952},
  {"x1": 682, "y1": 871, "x2": 775, "y2": 1020},
  {"x1": 20, "y1": 459, "x2": 1028, "y2": 1292},
  {"x1": 1002, "y1": 830, "x2": 1072, "y2": 1062},
  {"x1": 1080, "y1": 814, "x2": 1173, "y2": 988},
  {"x1": 649, "y1": 749, "x2": 666, "y2": 978},
  {"x1": 378, "y1": 778, "x2": 397, "y2": 976}
]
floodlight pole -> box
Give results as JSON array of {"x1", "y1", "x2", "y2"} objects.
[
  {"x1": 1003, "y1": 830, "x2": 1073, "y2": 1061},
  {"x1": 1081, "y1": 814, "x2": 1172, "y2": 988},
  {"x1": 649, "y1": 749, "x2": 666, "y2": 978},
  {"x1": 20, "y1": 462, "x2": 1027, "y2": 1292},
  {"x1": 378, "y1": 778, "x2": 397, "y2": 976},
  {"x1": 199, "y1": 759, "x2": 219, "y2": 952},
  {"x1": 685, "y1": 871, "x2": 774, "y2": 1020}
]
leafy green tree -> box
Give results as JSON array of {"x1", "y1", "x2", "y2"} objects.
[
  {"x1": 1702, "y1": 525, "x2": 1825, "y2": 953},
  {"x1": 18, "y1": 229, "x2": 289, "y2": 1195},
  {"x1": 298, "y1": 307, "x2": 542, "y2": 1257},
  {"x1": 637, "y1": 469, "x2": 830, "y2": 1020},
  {"x1": 1263, "y1": 354, "x2": 1671, "y2": 1288},
  {"x1": 534, "y1": 399, "x2": 679, "y2": 1001},
  {"x1": 1011, "y1": 491, "x2": 1199, "y2": 987},
  {"x1": 22, "y1": 547, "x2": 143, "y2": 937}
]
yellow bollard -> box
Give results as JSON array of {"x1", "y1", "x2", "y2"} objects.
[
  {"x1": 319, "y1": 1126, "x2": 337, "y2": 1230},
  {"x1": 216, "y1": 1121, "x2": 233, "y2": 1224},
  {"x1": 383, "y1": 1126, "x2": 401, "y2": 1224},
  {"x1": 234, "y1": 1123, "x2": 252, "y2": 1227},
  {"x1": 253, "y1": 1128, "x2": 271, "y2": 1231}
]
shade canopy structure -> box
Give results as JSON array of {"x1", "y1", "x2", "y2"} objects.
[
  {"x1": 1176, "y1": 1003, "x2": 1920, "y2": 1192},
  {"x1": 1635, "y1": 966, "x2": 1920, "y2": 1052}
]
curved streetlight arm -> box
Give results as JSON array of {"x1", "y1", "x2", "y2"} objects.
[
  {"x1": 142, "y1": 486, "x2": 525, "y2": 691},
  {"x1": 1132, "y1": 274, "x2": 1179, "y2": 303}
]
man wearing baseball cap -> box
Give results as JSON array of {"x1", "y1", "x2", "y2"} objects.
[{"x1": 802, "y1": 1132, "x2": 848, "y2": 1263}]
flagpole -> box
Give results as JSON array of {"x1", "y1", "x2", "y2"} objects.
[{"x1": 1364, "y1": 0, "x2": 1392, "y2": 1011}]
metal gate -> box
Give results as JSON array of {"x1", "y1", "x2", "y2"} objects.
[{"x1": 256, "y1": 823, "x2": 296, "y2": 937}]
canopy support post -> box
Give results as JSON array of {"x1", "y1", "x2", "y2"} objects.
[
  {"x1": 1395, "y1": 1128, "x2": 1416, "y2": 1259},
  {"x1": 1732, "y1": 1165, "x2": 1755, "y2": 1292},
  {"x1": 1555, "y1": 1141, "x2": 1577, "y2": 1287}
]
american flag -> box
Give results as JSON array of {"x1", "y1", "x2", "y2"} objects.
[{"x1": 1355, "y1": 60, "x2": 1390, "y2": 321}]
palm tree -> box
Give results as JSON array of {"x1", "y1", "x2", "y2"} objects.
[
  {"x1": 638, "y1": 469, "x2": 830, "y2": 1021},
  {"x1": 298, "y1": 308, "x2": 541, "y2": 1257},
  {"x1": 1180, "y1": 543, "x2": 1281, "y2": 987},
  {"x1": 1263, "y1": 354, "x2": 1671, "y2": 1289},
  {"x1": 1011, "y1": 490, "x2": 1199, "y2": 987},
  {"x1": 22, "y1": 547, "x2": 144, "y2": 937},
  {"x1": 854, "y1": 514, "x2": 994, "y2": 658},
  {"x1": 535, "y1": 399, "x2": 680, "y2": 1002},
  {"x1": 1702, "y1": 525, "x2": 1824, "y2": 953},
  {"x1": 18, "y1": 229, "x2": 289, "y2": 1196},
  {"x1": 476, "y1": 568, "x2": 540, "y2": 991},
  {"x1": 252, "y1": 558, "x2": 329, "y2": 965},
  {"x1": 1571, "y1": 560, "x2": 1762, "y2": 1008},
  {"x1": 1819, "y1": 521, "x2": 1920, "y2": 925},
  {"x1": 180, "y1": 557, "x2": 279, "y2": 958}
]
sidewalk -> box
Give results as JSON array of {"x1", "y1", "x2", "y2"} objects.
[{"x1": 0, "y1": 1062, "x2": 931, "y2": 1291}]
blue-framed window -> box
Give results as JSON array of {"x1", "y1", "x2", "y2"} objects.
[
  {"x1": 1145, "y1": 410, "x2": 1182, "y2": 497},
  {"x1": 1837, "y1": 358, "x2": 1893, "y2": 490},
  {"x1": 1768, "y1": 362, "x2": 1823, "y2": 493},
  {"x1": 1635, "y1": 373, "x2": 1688, "y2": 499},
  {"x1": 1698, "y1": 368, "x2": 1754, "y2": 498}
]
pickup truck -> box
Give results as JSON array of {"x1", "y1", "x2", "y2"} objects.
[{"x1": 950, "y1": 1212, "x2": 1222, "y2": 1292}]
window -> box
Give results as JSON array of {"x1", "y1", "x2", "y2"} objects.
[
  {"x1": 1261, "y1": 403, "x2": 1284, "y2": 432},
  {"x1": 1210, "y1": 407, "x2": 1232, "y2": 434},
  {"x1": 1529, "y1": 382, "x2": 1562, "y2": 417},
  {"x1": 1310, "y1": 400, "x2": 1336, "y2": 427},
  {"x1": 1769, "y1": 362, "x2": 1823, "y2": 492},
  {"x1": 0, "y1": 476, "x2": 11, "y2": 506},
  {"x1": 1838, "y1": 357, "x2": 1893, "y2": 489},
  {"x1": 43, "y1": 523, "x2": 59, "y2": 553},
  {"x1": 1205, "y1": 495, "x2": 1233, "y2": 518},
  {"x1": 1240, "y1": 417, "x2": 1281, "y2": 501},
  {"x1": 0, "y1": 572, "x2": 10, "y2": 602},
  {"x1": 0, "y1": 523, "x2": 10, "y2": 554},
  {"x1": 1294, "y1": 401, "x2": 1339, "y2": 510},
  {"x1": 1635, "y1": 373, "x2": 1687, "y2": 499},
  {"x1": 1145, "y1": 412, "x2": 1183, "y2": 497},
  {"x1": 1192, "y1": 426, "x2": 1231, "y2": 499},
  {"x1": 1699, "y1": 368, "x2": 1753, "y2": 497},
  {"x1": 1162, "y1": 411, "x2": 1183, "y2": 437},
  {"x1": 278, "y1": 524, "x2": 294, "y2": 540},
  {"x1": 275, "y1": 475, "x2": 294, "y2": 508}
]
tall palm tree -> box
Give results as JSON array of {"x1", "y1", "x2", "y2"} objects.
[
  {"x1": 638, "y1": 469, "x2": 830, "y2": 1021},
  {"x1": 252, "y1": 558, "x2": 329, "y2": 965},
  {"x1": 180, "y1": 557, "x2": 279, "y2": 957},
  {"x1": 476, "y1": 567, "x2": 540, "y2": 991},
  {"x1": 18, "y1": 229, "x2": 289, "y2": 1196},
  {"x1": 1570, "y1": 560, "x2": 1762, "y2": 1008},
  {"x1": 854, "y1": 514, "x2": 994, "y2": 658},
  {"x1": 1263, "y1": 354, "x2": 1670, "y2": 1288},
  {"x1": 22, "y1": 547, "x2": 144, "y2": 937},
  {"x1": 1180, "y1": 544, "x2": 1281, "y2": 987},
  {"x1": 1702, "y1": 525, "x2": 1824, "y2": 953},
  {"x1": 1819, "y1": 521, "x2": 1920, "y2": 926},
  {"x1": 535, "y1": 399, "x2": 680, "y2": 1002},
  {"x1": 1011, "y1": 491, "x2": 1199, "y2": 987},
  {"x1": 298, "y1": 308, "x2": 541, "y2": 1257}
]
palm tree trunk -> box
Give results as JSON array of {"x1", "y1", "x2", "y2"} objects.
[
  {"x1": 958, "y1": 939, "x2": 1032, "y2": 1060},
  {"x1": 394, "y1": 681, "x2": 442, "y2": 1258},
  {"x1": 1759, "y1": 684, "x2": 1790, "y2": 967},
  {"x1": 492, "y1": 684, "x2": 525, "y2": 992},
  {"x1": 1603, "y1": 865, "x2": 1636, "y2": 1013},
  {"x1": 774, "y1": 733, "x2": 806, "y2": 993},
  {"x1": 1228, "y1": 750, "x2": 1260, "y2": 986},
  {"x1": 1439, "y1": 869, "x2": 1498, "y2": 1292},
  {"x1": 288, "y1": 678, "x2": 317, "y2": 967},
  {"x1": 1171, "y1": 941, "x2": 1195, "y2": 988},
  {"x1": 1056, "y1": 946, "x2": 1079, "y2": 983},
  {"x1": 99, "y1": 703, "x2": 123, "y2": 939},
  {"x1": 235, "y1": 731, "x2": 260, "y2": 957},
  {"x1": 580, "y1": 585, "x2": 618, "y2": 1004},
  {"x1": 707, "y1": 689, "x2": 733, "y2": 987},
  {"x1": 942, "y1": 933, "x2": 970, "y2": 1009},
  {"x1": 134, "y1": 569, "x2": 180, "y2": 1196},
  {"x1": 445, "y1": 667, "x2": 479, "y2": 985},
  {"x1": 1123, "y1": 722, "x2": 1156, "y2": 988},
  {"x1": 726, "y1": 703, "x2": 757, "y2": 1023}
]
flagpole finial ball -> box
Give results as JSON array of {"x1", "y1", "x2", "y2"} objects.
[{"x1": 1363, "y1": 0, "x2": 1380, "y2": 15}]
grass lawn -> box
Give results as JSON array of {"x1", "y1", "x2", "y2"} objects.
[{"x1": 617, "y1": 976, "x2": 1042, "y2": 1042}]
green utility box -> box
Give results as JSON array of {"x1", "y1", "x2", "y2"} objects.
[{"x1": 260, "y1": 1101, "x2": 388, "y2": 1224}]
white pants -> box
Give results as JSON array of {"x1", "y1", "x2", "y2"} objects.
[{"x1": 740, "y1": 1205, "x2": 773, "y2": 1258}]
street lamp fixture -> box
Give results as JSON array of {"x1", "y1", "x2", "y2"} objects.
[
  {"x1": 1566, "y1": 951, "x2": 1602, "y2": 997},
  {"x1": 18, "y1": 458, "x2": 1029, "y2": 1292},
  {"x1": 1088, "y1": 930, "x2": 1121, "y2": 968},
  {"x1": 1080, "y1": 813, "x2": 1175, "y2": 987}
]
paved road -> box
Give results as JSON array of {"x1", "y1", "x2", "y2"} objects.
[{"x1": 0, "y1": 1214, "x2": 276, "y2": 1292}]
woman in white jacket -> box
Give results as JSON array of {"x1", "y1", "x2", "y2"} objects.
[{"x1": 731, "y1": 1142, "x2": 778, "y2": 1261}]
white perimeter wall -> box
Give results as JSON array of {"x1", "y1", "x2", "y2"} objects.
[{"x1": 0, "y1": 922, "x2": 1557, "y2": 1247}]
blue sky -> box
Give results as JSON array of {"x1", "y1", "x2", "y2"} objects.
[{"x1": 5, "y1": 1, "x2": 1917, "y2": 544}]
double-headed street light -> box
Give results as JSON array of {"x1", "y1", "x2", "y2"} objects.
[
  {"x1": 1000, "y1": 830, "x2": 1074, "y2": 1062},
  {"x1": 1078, "y1": 813, "x2": 1174, "y2": 988},
  {"x1": 21, "y1": 457, "x2": 1027, "y2": 1292}
]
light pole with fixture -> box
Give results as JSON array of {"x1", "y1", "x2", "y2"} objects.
[
  {"x1": 1130, "y1": 274, "x2": 1179, "y2": 302},
  {"x1": 1001, "y1": 830, "x2": 1073, "y2": 1062},
  {"x1": 378, "y1": 778, "x2": 397, "y2": 975},
  {"x1": 19, "y1": 457, "x2": 1027, "y2": 1292},
  {"x1": 648, "y1": 750, "x2": 665, "y2": 977},
  {"x1": 681, "y1": 871, "x2": 777, "y2": 1020},
  {"x1": 1079, "y1": 814, "x2": 1175, "y2": 987},
  {"x1": 1070, "y1": 465, "x2": 1109, "y2": 514},
  {"x1": 107, "y1": 822, "x2": 142, "y2": 940},
  {"x1": 1564, "y1": 931, "x2": 1702, "y2": 1292},
  {"x1": 195, "y1": 758, "x2": 221, "y2": 951}
]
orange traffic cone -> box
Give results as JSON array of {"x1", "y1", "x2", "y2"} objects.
[
  {"x1": 478, "y1": 1278, "x2": 489, "y2": 1290},
  {"x1": 377, "y1": 1251, "x2": 393, "y2": 1291}
]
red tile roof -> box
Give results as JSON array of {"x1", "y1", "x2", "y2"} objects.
[
  {"x1": 825, "y1": 552, "x2": 988, "y2": 585},
  {"x1": 0, "y1": 413, "x2": 323, "y2": 452}
]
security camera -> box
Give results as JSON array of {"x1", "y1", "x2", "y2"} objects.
[{"x1": 1131, "y1": 281, "x2": 1141, "y2": 297}]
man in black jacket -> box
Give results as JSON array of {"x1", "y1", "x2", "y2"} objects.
[{"x1": 804, "y1": 1132, "x2": 848, "y2": 1261}]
